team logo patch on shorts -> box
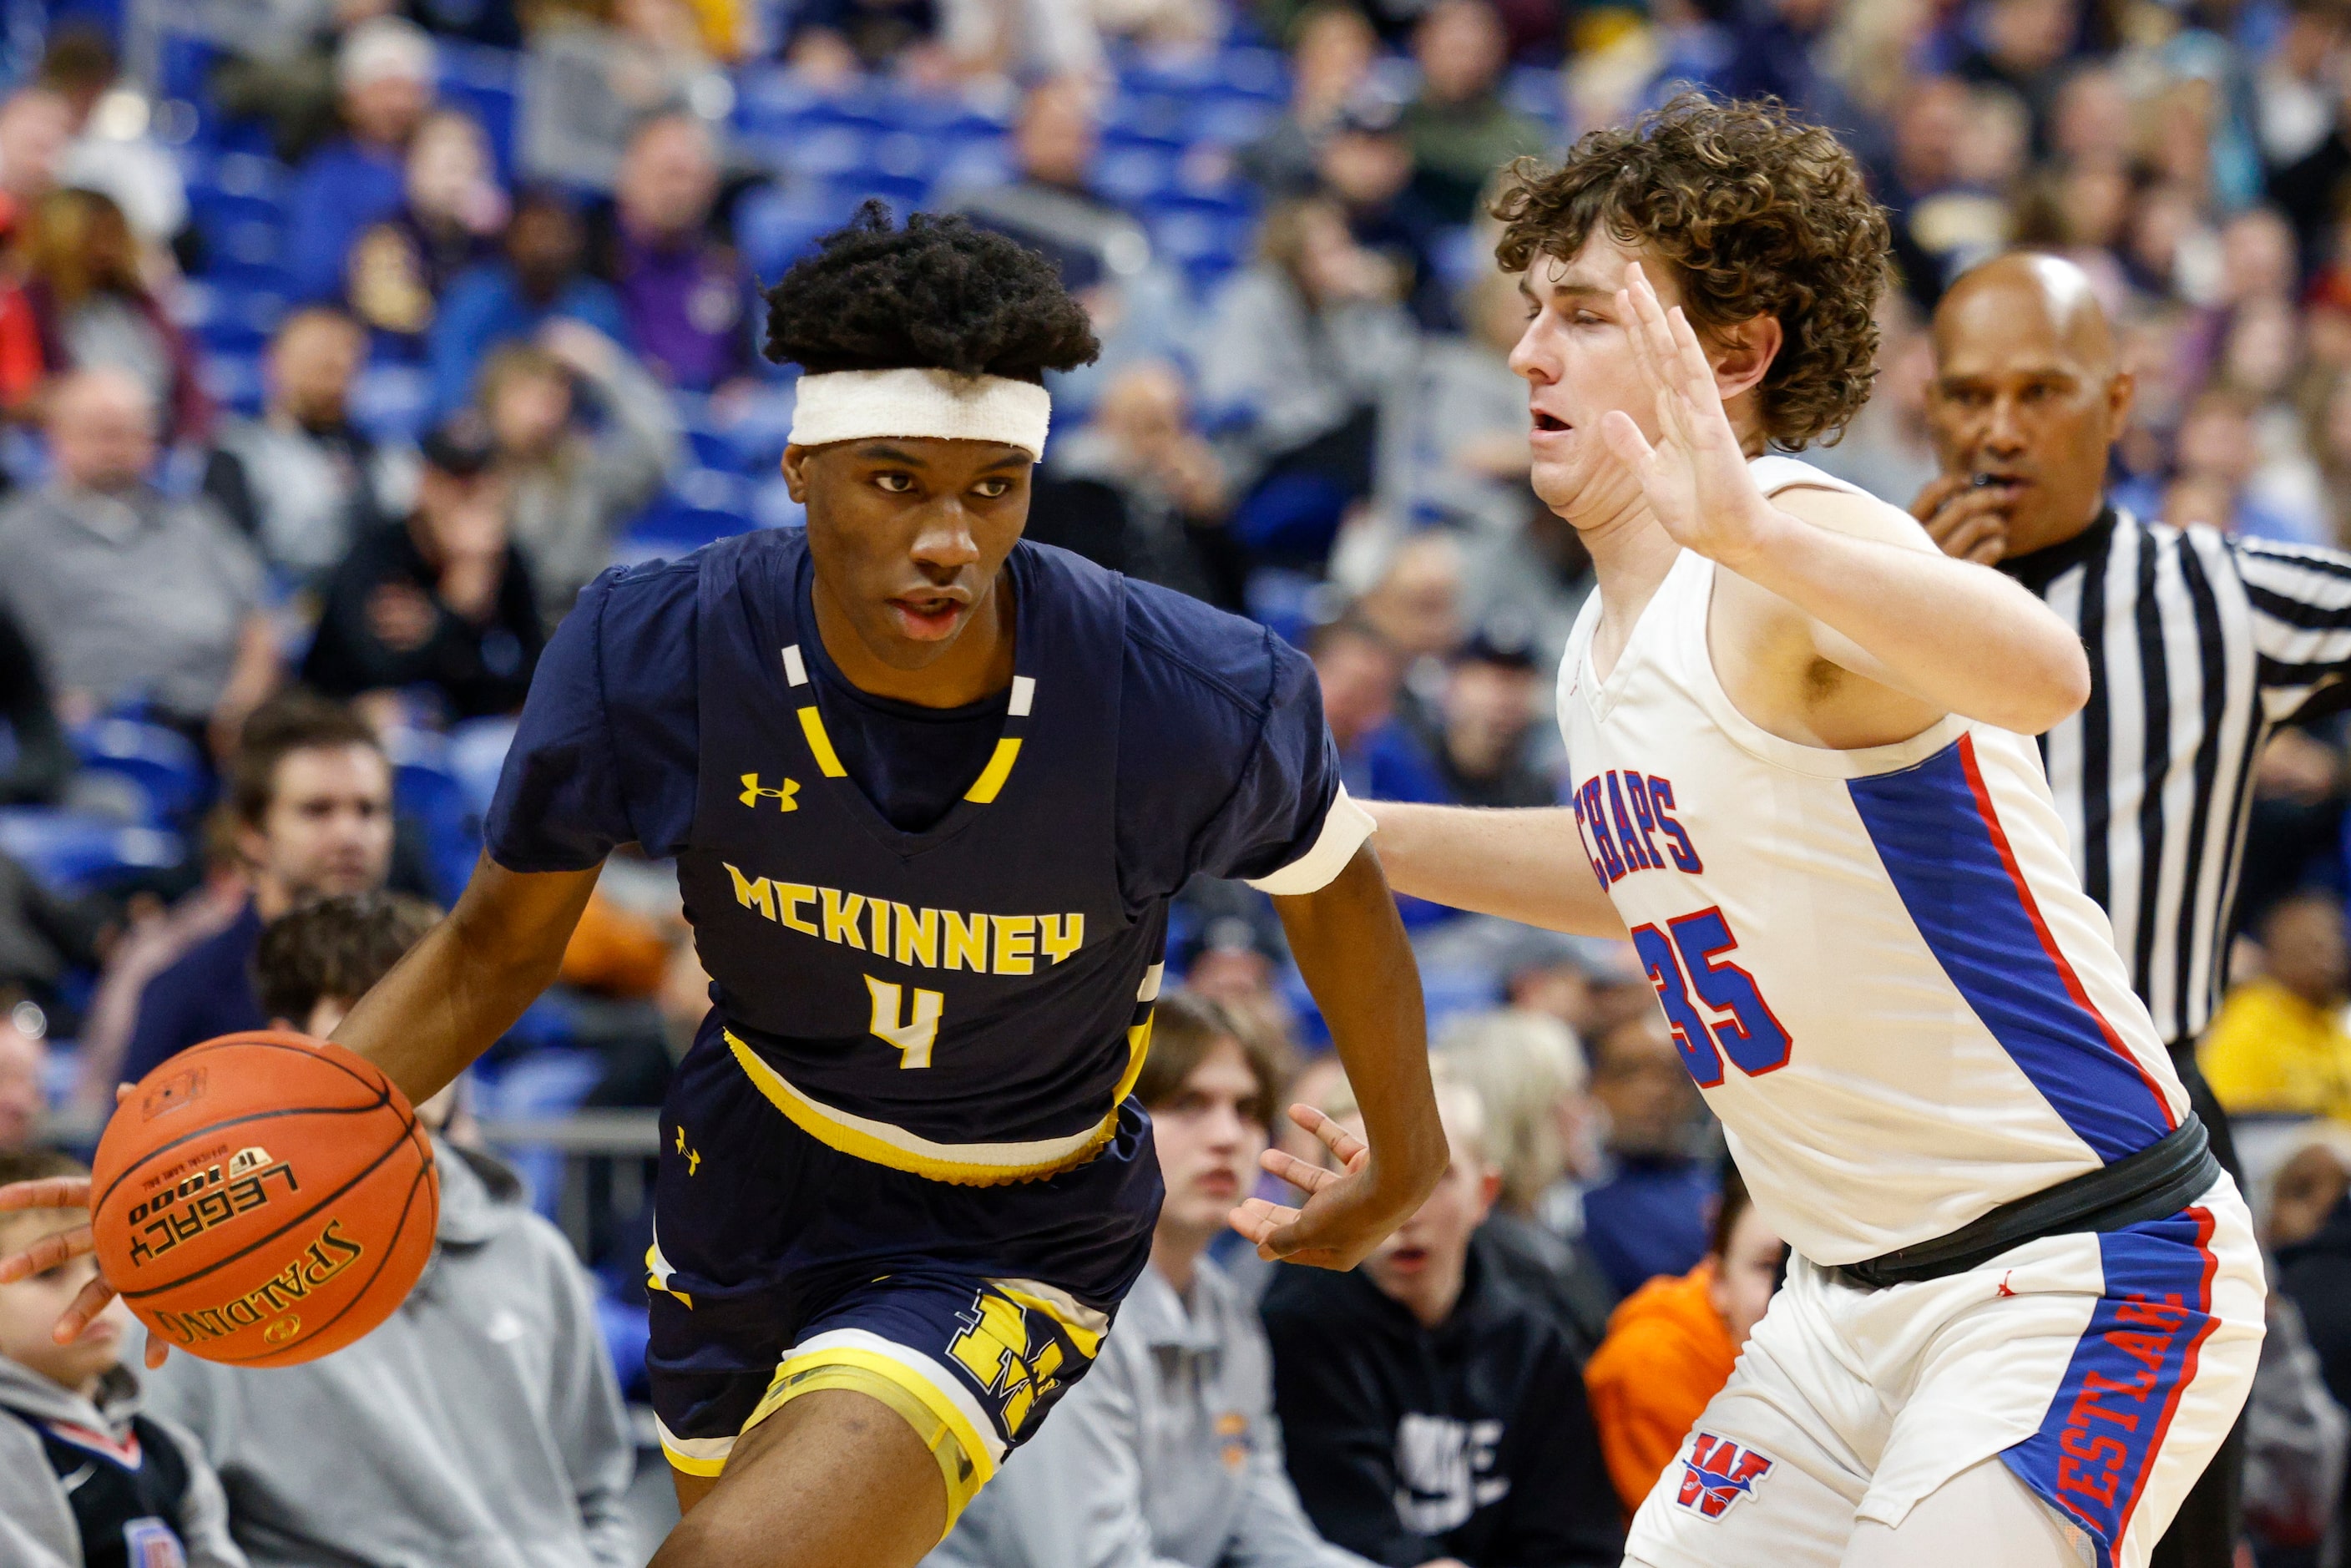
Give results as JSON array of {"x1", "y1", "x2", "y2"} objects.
[{"x1": 1676, "y1": 1432, "x2": 1774, "y2": 1519}]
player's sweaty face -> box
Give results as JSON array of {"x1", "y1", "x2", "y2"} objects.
[
  {"x1": 786, "y1": 437, "x2": 1032, "y2": 669},
  {"x1": 1509, "y1": 230, "x2": 1681, "y2": 524}
]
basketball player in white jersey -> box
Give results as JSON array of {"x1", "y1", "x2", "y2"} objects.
[{"x1": 1355, "y1": 97, "x2": 2263, "y2": 1568}]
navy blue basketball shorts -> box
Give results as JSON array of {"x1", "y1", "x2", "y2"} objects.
[{"x1": 643, "y1": 1021, "x2": 1162, "y2": 1525}]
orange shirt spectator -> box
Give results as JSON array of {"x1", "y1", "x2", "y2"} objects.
[{"x1": 1584, "y1": 1167, "x2": 1786, "y2": 1515}]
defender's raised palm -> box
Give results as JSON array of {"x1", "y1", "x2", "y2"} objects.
[{"x1": 1597, "y1": 261, "x2": 1773, "y2": 564}]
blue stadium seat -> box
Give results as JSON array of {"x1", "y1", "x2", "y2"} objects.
[
  {"x1": 350, "y1": 363, "x2": 432, "y2": 443},
  {"x1": 177, "y1": 280, "x2": 287, "y2": 356},
  {"x1": 446, "y1": 716, "x2": 517, "y2": 821},
  {"x1": 437, "y1": 42, "x2": 522, "y2": 177},
  {"x1": 200, "y1": 352, "x2": 265, "y2": 416},
  {"x1": 734, "y1": 184, "x2": 859, "y2": 276},
  {"x1": 71, "y1": 719, "x2": 208, "y2": 825},
  {"x1": 0, "y1": 808, "x2": 185, "y2": 893},
  {"x1": 384, "y1": 727, "x2": 482, "y2": 904}
]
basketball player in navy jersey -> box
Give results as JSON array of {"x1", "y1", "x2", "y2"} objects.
[{"x1": 0, "y1": 209, "x2": 1449, "y2": 1568}]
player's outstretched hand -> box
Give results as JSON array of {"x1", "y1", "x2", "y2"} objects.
[
  {"x1": 0, "y1": 1085, "x2": 165, "y2": 1366},
  {"x1": 1597, "y1": 260, "x2": 1777, "y2": 571},
  {"x1": 1230, "y1": 1103, "x2": 1408, "y2": 1269}
]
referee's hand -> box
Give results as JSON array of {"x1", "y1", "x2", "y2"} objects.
[{"x1": 1913, "y1": 473, "x2": 2011, "y2": 564}]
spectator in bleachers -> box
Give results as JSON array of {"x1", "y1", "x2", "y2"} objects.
[
  {"x1": 786, "y1": 0, "x2": 951, "y2": 85},
  {"x1": 938, "y1": 0, "x2": 1106, "y2": 84},
  {"x1": 1030, "y1": 359, "x2": 1246, "y2": 609},
  {"x1": 1437, "y1": 1006, "x2": 1615, "y2": 1358},
  {"x1": 0, "y1": 599, "x2": 70, "y2": 806},
  {"x1": 1398, "y1": 0, "x2": 1548, "y2": 225},
  {"x1": 119, "y1": 691, "x2": 392, "y2": 1084},
  {"x1": 1355, "y1": 530, "x2": 1465, "y2": 670},
  {"x1": 145, "y1": 889, "x2": 639, "y2": 1568},
  {"x1": 203, "y1": 304, "x2": 408, "y2": 582},
  {"x1": 0, "y1": 87, "x2": 68, "y2": 232},
  {"x1": 39, "y1": 24, "x2": 190, "y2": 260},
  {"x1": 482, "y1": 319, "x2": 681, "y2": 621},
  {"x1": 344, "y1": 108, "x2": 507, "y2": 351},
  {"x1": 2273, "y1": 1141, "x2": 2351, "y2": 1549},
  {"x1": 1307, "y1": 616, "x2": 1449, "y2": 808},
  {"x1": 1315, "y1": 98, "x2": 1452, "y2": 331},
  {"x1": 286, "y1": 17, "x2": 437, "y2": 302},
  {"x1": 1582, "y1": 1166, "x2": 1783, "y2": 1517},
  {"x1": 2201, "y1": 891, "x2": 2351, "y2": 1122},
  {"x1": 0, "y1": 369, "x2": 274, "y2": 756},
  {"x1": 1414, "y1": 626, "x2": 1553, "y2": 809},
  {"x1": 948, "y1": 78, "x2": 1189, "y2": 405},
  {"x1": 2269, "y1": 1134, "x2": 2351, "y2": 1253},
  {"x1": 520, "y1": 0, "x2": 730, "y2": 193},
  {"x1": 1201, "y1": 196, "x2": 1416, "y2": 570},
  {"x1": 1417, "y1": 268, "x2": 1536, "y2": 535},
  {"x1": 1264, "y1": 1068, "x2": 1622, "y2": 1567},
  {"x1": 1240, "y1": 3, "x2": 1378, "y2": 198},
  {"x1": 23, "y1": 189, "x2": 213, "y2": 443},
  {"x1": 589, "y1": 112, "x2": 751, "y2": 395},
  {"x1": 0, "y1": 999, "x2": 44, "y2": 1152},
  {"x1": 928, "y1": 990, "x2": 1364, "y2": 1568},
  {"x1": 428, "y1": 185, "x2": 629, "y2": 417},
  {"x1": 302, "y1": 412, "x2": 546, "y2": 719},
  {"x1": 1578, "y1": 1010, "x2": 1716, "y2": 1301}
]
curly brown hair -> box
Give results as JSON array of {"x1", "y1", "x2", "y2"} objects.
[{"x1": 1491, "y1": 94, "x2": 1892, "y2": 449}]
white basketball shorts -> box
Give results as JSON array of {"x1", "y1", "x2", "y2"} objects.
[{"x1": 1624, "y1": 1179, "x2": 2265, "y2": 1568}]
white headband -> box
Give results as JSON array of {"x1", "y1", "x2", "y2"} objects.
[{"x1": 788, "y1": 368, "x2": 1053, "y2": 459}]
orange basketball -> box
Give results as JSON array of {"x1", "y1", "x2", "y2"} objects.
[{"x1": 90, "y1": 1031, "x2": 439, "y2": 1368}]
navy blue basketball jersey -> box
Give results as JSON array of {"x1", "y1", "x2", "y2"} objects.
[{"x1": 486, "y1": 530, "x2": 1363, "y2": 1184}]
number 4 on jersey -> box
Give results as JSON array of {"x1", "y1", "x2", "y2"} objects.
[
  {"x1": 866, "y1": 976, "x2": 944, "y2": 1069},
  {"x1": 1630, "y1": 908, "x2": 1792, "y2": 1087}
]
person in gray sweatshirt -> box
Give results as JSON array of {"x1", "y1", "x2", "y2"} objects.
[
  {"x1": 137, "y1": 891, "x2": 639, "y2": 1568},
  {"x1": 0, "y1": 1146, "x2": 249, "y2": 1568}
]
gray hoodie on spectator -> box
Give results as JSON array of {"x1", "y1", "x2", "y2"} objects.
[
  {"x1": 0, "y1": 1356, "x2": 247, "y2": 1568},
  {"x1": 141, "y1": 1140, "x2": 637, "y2": 1568}
]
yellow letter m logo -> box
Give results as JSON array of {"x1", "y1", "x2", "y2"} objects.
[
  {"x1": 947, "y1": 1292, "x2": 1069, "y2": 1437},
  {"x1": 739, "y1": 773, "x2": 801, "y2": 812}
]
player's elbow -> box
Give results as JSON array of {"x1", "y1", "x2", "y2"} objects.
[{"x1": 1998, "y1": 639, "x2": 2091, "y2": 735}]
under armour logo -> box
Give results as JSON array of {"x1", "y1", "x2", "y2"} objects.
[
  {"x1": 1676, "y1": 1433, "x2": 1773, "y2": 1520},
  {"x1": 674, "y1": 1124, "x2": 701, "y2": 1176},
  {"x1": 740, "y1": 772, "x2": 800, "y2": 812}
]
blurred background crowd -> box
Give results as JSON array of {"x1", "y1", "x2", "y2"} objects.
[{"x1": 11, "y1": 0, "x2": 2351, "y2": 1561}]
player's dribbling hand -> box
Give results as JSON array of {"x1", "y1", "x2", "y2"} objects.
[
  {"x1": 1597, "y1": 260, "x2": 1780, "y2": 571},
  {"x1": 1230, "y1": 1103, "x2": 1408, "y2": 1269},
  {"x1": 0, "y1": 1084, "x2": 164, "y2": 1366},
  {"x1": 1910, "y1": 473, "x2": 2011, "y2": 564}
]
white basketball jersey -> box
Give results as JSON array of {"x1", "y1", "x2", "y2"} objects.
[{"x1": 1559, "y1": 456, "x2": 2191, "y2": 1266}]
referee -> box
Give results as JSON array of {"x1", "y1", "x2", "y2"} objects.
[{"x1": 1914, "y1": 250, "x2": 2351, "y2": 1568}]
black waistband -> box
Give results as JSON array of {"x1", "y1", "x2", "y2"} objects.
[{"x1": 1828, "y1": 1118, "x2": 2218, "y2": 1291}]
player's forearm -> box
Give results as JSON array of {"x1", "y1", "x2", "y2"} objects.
[
  {"x1": 1361, "y1": 801, "x2": 1625, "y2": 938},
  {"x1": 1275, "y1": 849, "x2": 1446, "y2": 1206},
  {"x1": 331, "y1": 857, "x2": 600, "y2": 1104},
  {"x1": 1726, "y1": 508, "x2": 2090, "y2": 733}
]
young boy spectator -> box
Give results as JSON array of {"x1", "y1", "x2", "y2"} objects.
[
  {"x1": 0, "y1": 1148, "x2": 247, "y2": 1568},
  {"x1": 143, "y1": 891, "x2": 639, "y2": 1568},
  {"x1": 928, "y1": 990, "x2": 1365, "y2": 1568},
  {"x1": 2200, "y1": 890, "x2": 2351, "y2": 1120},
  {"x1": 120, "y1": 691, "x2": 392, "y2": 1083},
  {"x1": 1263, "y1": 1070, "x2": 1622, "y2": 1567},
  {"x1": 1581, "y1": 1167, "x2": 1786, "y2": 1516},
  {"x1": 301, "y1": 413, "x2": 546, "y2": 720},
  {"x1": 203, "y1": 305, "x2": 407, "y2": 582}
]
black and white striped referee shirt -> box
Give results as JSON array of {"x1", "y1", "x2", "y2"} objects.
[{"x1": 2000, "y1": 508, "x2": 2351, "y2": 1048}]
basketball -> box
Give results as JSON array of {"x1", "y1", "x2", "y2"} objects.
[{"x1": 89, "y1": 1031, "x2": 439, "y2": 1368}]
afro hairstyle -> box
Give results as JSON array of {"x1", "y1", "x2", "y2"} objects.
[{"x1": 762, "y1": 202, "x2": 1100, "y2": 385}]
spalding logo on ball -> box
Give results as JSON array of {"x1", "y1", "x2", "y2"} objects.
[{"x1": 91, "y1": 1031, "x2": 439, "y2": 1366}]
